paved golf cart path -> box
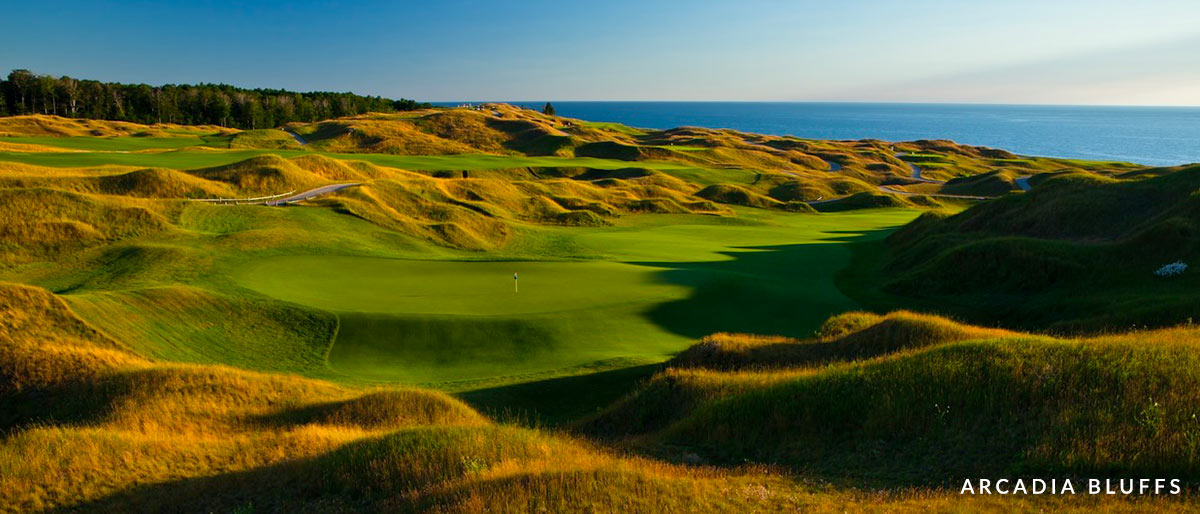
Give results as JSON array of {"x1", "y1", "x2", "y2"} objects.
[
  {"x1": 283, "y1": 128, "x2": 308, "y2": 146},
  {"x1": 894, "y1": 153, "x2": 945, "y2": 184},
  {"x1": 267, "y1": 183, "x2": 360, "y2": 205}
]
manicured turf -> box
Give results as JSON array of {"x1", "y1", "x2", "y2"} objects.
[
  {"x1": 229, "y1": 209, "x2": 919, "y2": 385},
  {"x1": 0, "y1": 127, "x2": 916, "y2": 390},
  {"x1": 236, "y1": 257, "x2": 687, "y2": 315}
]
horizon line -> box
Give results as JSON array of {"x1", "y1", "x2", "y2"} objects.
[
  {"x1": 435, "y1": 99, "x2": 1200, "y2": 109},
  {"x1": 6, "y1": 69, "x2": 1195, "y2": 109}
]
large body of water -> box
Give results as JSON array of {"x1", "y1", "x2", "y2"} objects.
[{"x1": 499, "y1": 102, "x2": 1200, "y2": 167}]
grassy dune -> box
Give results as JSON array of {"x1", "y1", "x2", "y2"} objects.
[
  {"x1": 3, "y1": 283, "x2": 1191, "y2": 512},
  {"x1": 2, "y1": 108, "x2": 1192, "y2": 511},
  {"x1": 847, "y1": 164, "x2": 1200, "y2": 331},
  {"x1": 2, "y1": 109, "x2": 1136, "y2": 210},
  {"x1": 0, "y1": 115, "x2": 227, "y2": 138},
  {"x1": 582, "y1": 311, "x2": 1200, "y2": 489},
  {"x1": 0, "y1": 139, "x2": 924, "y2": 388},
  {"x1": 0, "y1": 115, "x2": 932, "y2": 387}
]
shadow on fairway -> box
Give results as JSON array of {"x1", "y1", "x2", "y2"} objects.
[
  {"x1": 635, "y1": 228, "x2": 896, "y2": 339},
  {"x1": 331, "y1": 313, "x2": 558, "y2": 380},
  {"x1": 455, "y1": 228, "x2": 900, "y2": 426}
]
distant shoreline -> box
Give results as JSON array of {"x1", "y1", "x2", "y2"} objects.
[
  {"x1": 436, "y1": 101, "x2": 1200, "y2": 166},
  {"x1": 437, "y1": 100, "x2": 1200, "y2": 109}
]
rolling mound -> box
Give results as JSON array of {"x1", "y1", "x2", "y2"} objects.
[
  {"x1": 875, "y1": 165, "x2": 1200, "y2": 331},
  {"x1": 298, "y1": 117, "x2": 479, "y2": 155},
  {"x1": 1, "y1": 107, "x2": 1152, "y2": 234},
  {"x1": 314, "y1": 164, "x2": 731, "y2": 248},
  {"x1": 812, "y1": 191, "x2": 945, "y2": 212},
  {"x1": 937, "y1": 169, "x2": 1024, "y2": 197},
  {"x1": 96, "y1": 167, "x2": 237, "y2": 198},
  {"x1": 3, "y1": 283, "x2": 1169, "y2": 511},
  {"x1": 275, "y1": 104, "x2": 1137, "y2": 201},
  {"x1": 0, "y1": 162, "x2": 235, "y2": 199},
  {"x1": 763, "y1": 173, "x2": 875, "y2": 203},
  {"x1": 228, "y1": 128, "x2": 303, "y2": 149},
  {"x1": 696, "y1": 184, "x2": 788, "y2": 209},
  {"x1": 0, "y1": 139, "x2": 86, "y2": 152},
  {"x1": 288, "y1": 153, "x2": 400, "y2": 181},
  {"x1": 0, "y1": 110, "x2": 1193, "y2": 510},
  {"x1": 579, "y1": 311, "x2": 1200, "y2": 485},
  {"x1": 327, "y1": 178, "x2": 513, "y2": 250},
  {"x1": 670, "y1": 311, "x2": 1018, "y2": 370},
  {"x1": 0, "y1": 283, "x2": 824, "y2": 512},
  {"x1": 0, "y1": 114, "x2": 226, "y2": 138},
  {"x1": 0, "y1": 282, "x2": 123, "y2": 350},
  {"x1": 416, "y1": 108, "x2": 580, "y2": 156},
  {"x1": 0, "y1": 187, "x2": 171, "y2": 264},
  {"x1": 188, "y1": 154, "x2": 332, "y2": 195}
]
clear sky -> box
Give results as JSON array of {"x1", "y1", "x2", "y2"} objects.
[{"x1": 2, "y1": 0, "x2": 1198, "y2": 105}]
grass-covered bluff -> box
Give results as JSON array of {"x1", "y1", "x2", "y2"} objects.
[{"x1": 1, "y1": 106, "x2": 1198, "y2": 511}]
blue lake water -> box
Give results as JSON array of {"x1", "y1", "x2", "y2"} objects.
[{"x1": 496, "y1": 102, "x2": 1200, "y2": 167}]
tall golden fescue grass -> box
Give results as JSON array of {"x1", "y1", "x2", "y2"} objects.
[
  {"x1": 2, "y1": 284, "x2": 1195, "y2": 511},
  {"x1": 0, "y1": 114, "x2": 229, "y2": 138},
  {"x1": 583, "y1": 310, "x2": 1200, "y2": 499}
]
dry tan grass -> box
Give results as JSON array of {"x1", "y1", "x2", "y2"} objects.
[
  {"x1": 2, "y1": 284, "x2": 1194, "y2": 511},
  {"x1": 0, "y1": 188, "x2": 174, "y2": 265},
  {"x1": 0, "y1": 115, "x2": 227, "y2": 138}
]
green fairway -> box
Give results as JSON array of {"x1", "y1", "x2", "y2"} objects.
[
  {"x1": 229, "y1": 209, "x2": 919, "y2": 386},
  {"x1": 0, "y1": 112, "x2": 929, "y2": 391}
]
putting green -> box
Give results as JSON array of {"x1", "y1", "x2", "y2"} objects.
[
  {"x1": 235, "y1": 257, "x2": 692, "y2": 383},
  {"x1": 234, "y1": 258, "x2": 688, "y2": 316},
  {"x1": 229, "y1": 209, "x2": 920, "y2": 385}
]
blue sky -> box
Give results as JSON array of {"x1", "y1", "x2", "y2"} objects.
[{"x1": 1, "y1": 0, "x2": 1198, "y2": 105}]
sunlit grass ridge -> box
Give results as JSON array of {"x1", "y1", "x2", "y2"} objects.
[{"x1": 1, "y1": 106, "x2": 1195, "y2": 511}]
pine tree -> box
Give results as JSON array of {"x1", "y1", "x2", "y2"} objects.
[
  {"x1": 542, "y1": 102, "x2": 556, "y2": 116},
  {"x1": 0, "y1": 68, "x2": 432, "y2": 128}
]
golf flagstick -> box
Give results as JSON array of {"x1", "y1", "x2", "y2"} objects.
[{"x1": 514, "y1": 272, "x2": 518, "y2": 293}]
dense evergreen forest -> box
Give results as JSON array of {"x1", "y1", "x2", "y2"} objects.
[{"x1": 0, "y1": 69, "x2": 432, "y2": 129}]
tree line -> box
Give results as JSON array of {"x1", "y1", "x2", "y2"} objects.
[{"x1": 0, "y1": 69, "x2": 432, "y2": 129}]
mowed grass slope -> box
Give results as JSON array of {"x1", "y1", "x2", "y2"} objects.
[
  {"x1": 229, "y1": 209, "x2": 919, "y2": 385},
  {"x1": 0, "y1": 127, "x2": 925, "y2": 388}
]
